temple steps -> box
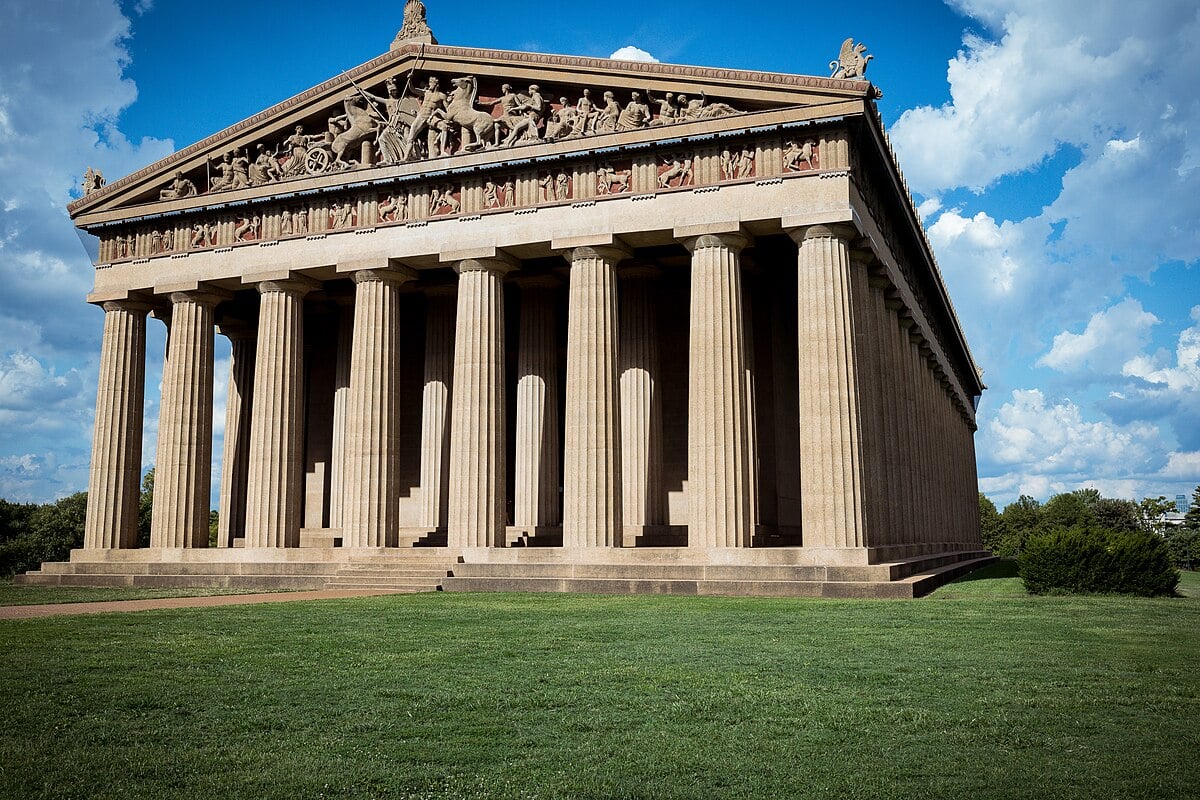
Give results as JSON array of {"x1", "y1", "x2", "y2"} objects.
[
  {"x1": 13, "y1": 549, "x2": 994, "y2": 599},
  {"x1": 441, "y1": 552, "x2": 996, "y2": 599}
]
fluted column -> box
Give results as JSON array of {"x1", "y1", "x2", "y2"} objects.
[
  {"x1": 151, "y1": 289, "x2": 224, "y2": 548},
  {"x1": 84, "y1": 299, "x2": 150, "y2": 549},
  {"x1": 447, "y1": 256, "x2": 513, "y2": 548},
  {"x1": 216, "y1": 322, "x2": 255, "y2": 548},
  {"x1": 562, "y1": 244, "x2": 627, "y2": 548},
  {"x1": 342, "y1": 266, "x2": 414, "y2": 548},
  {"x1": 327, "y1": 298, "x2": 354, "y2": 529},
  {"x1": 685, "y1": 232, "x2": 754, "y2": 548},
  {"x1": 243, "y1": 279, "x2": 313, "y2": 548},
  {"x1": 418, "y1": 286, "x2": 456, "y2": 529},
  {"x1": 789, "y1": 224, "x2": 867, "y2": 551},
  {"x1": 619, "y1": 267, "x2": 664, "y2": 531},
  {"x1": 513, "y1": 277, "x2": 561, "y2": 529}
]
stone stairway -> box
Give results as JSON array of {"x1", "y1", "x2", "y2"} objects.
[
  {"x1": 14, "y1": 559, "x2": 339, "y2": 590},
  {"x1": 442, "y1": 550, "x2": 995, "y2": 599},
  {"x1": 323, "y1": 552, "x2": 457, "y2": 592}
]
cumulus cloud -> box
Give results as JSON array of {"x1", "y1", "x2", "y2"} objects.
[
  {"x1": 0, "y1": 1, "x2": 173, "y2": 502},
  {"x1": 1038, "y1": 298, "x2": 1159, "y2": 373},
  {"x1": 609, "y1": 46, "x2": 659, "y2": 63}
]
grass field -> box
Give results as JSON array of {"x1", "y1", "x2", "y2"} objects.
[{"x1": 1, "y1": 567, "x2": 1197, "y2": 799}]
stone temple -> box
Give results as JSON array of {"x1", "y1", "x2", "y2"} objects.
[{"x1": 21, "y1": 7, "x2": 992, "y2": 597}]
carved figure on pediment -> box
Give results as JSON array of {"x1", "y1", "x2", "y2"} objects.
[
  {"x1": 573, "y1": 89, "x2": 596, "y2": 136},
  {"x1": 483, "y1": 181, "x2": 499, "y2": 209},
  {"x1": 162, "y1": 230, "x2": 174, "y2": 253},
  {"x1": 501, "y1": 84, "x2": 546, "y2": 147},
  {"x1": 116, "y1": 235, "x2": 128, "y2": 259},
  {"x1": 295, "y1": 207, "x2": 309, "y2": 234},
  {"x1": 160, "y1": 170, "x2": 198, "y2": 200},
  {"x1": 539, "y1": 173, "x2": 554, "y2": 203},
  {"x1": 650, "y1": 92, "x2": 678, "y2": 126},
  {"x1": 231, "y1": 149, "x2": 251, "y2": 189},
  {"x1": 281, "y1": 209, "x2": 293, "y2": 236},
  {"x1": 379, "y1": 194, "x2": 401, "y2": 221},
  {"x1": 658, "y1": 154, "x2": 693, "y2": 188},
  {"x1": 331, "y1": 97, "x2": 379, "y2": 168},
  {"x1": 190, "y1": 223, "x2": 205, "y2": 249},
  {"x1": 595, "y1": 91, "x2": 621, "y2": 134},
  {"x1": 405, "y1": 76, "x2": 447, "y2": 153},
  {"x1": 445, "y1": 76, "x2": 499, "y2": 153},
  {"x1": 830, "y1": 38, "x2": 873, "y2": 80},
  {"x1": 249, "y1": 144, "x2": 283, "y2": 186},
  {"x1": 502, "y1": 178, "x2": 515, "y2": 207},
  {"x1": 597, "y1": 162, "x2": 631, "y2": 195},
  {"x1": 675, "y1": 94, "x2": 738, "y2": 122},
  {"x1": 210, "y1": 153, "x2": 236, "y2": 191},
  {"x1": 82, "y1": 167, "x2": 105, "y2": 195},
  {"x1": 363, "y1": 77, "x2": 414, "y2": 164},
  {"x1": 151, "y1": 230, "x2": 162, "y2": 253},
  {"x1": 555, "y1": 171, "x2": 571, "y2": 201},
  {"x1": 545, "y1": 97, "x2": 577, "y2": 141},
  {"x1": 489, "y1": 84, "x2": 522, "y2": 147},
  {"x1": 281, "y1": 125, "x2": 314, "y2": 177},
  {"x1": 735, "y1": 146, "x2": 755, "y2": 179},
  {"x1": 617, "y1": 91, "x2": 651, "y2": 131},
  {"x1": 783, "y1": 139, "x2": 817, "y2": 171}
]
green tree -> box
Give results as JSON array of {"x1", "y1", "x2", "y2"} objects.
[
  {"x1": 1185, "y1": 485, "x2": 1200, "y2": 528},
  {"x1": 1138, "y1": 496, "x2": 1177, "y2": 537},
  {"x1": 1000, "y1": 495, "x2": 1043, "y2": 556},
  {"x1": 0, "y1": 499, "x2": 36, "y2": 544},
  {"x1": 0, "y1": 493, "x2": 88, "y2": 577},
  {"x1": 137, "y1": 468, "x2": 154, "y2": 547},
  {"x1": 1093, "y1": 498, "x2": 1140, "y2": 533},
  {"x1": 978, "y1": 493, "x2": 1008, "y2": 555},
  {"x1": 1042, "y1": 491, "x2": 1097, "y2": 531},
  {"x1": 209, "y1": 510, "x2": 219, "y2": 548}
]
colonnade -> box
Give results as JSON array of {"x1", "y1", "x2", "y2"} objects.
[{"x1": 82, "y1": 224, "x2": 981, "y2": 555}]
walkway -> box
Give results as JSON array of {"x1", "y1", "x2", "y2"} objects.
[{"x1": 0, "y1": 589, "x2": 407, "y2": 620}]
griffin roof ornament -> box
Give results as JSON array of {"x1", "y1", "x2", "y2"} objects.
[
  {"x1": 830, "y1": 37, "x2": 873, "y2": 80},
  {"x1": 391, "y1": 0, "x2": 437, "y2": 49}
]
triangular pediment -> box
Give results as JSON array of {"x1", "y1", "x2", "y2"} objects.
[{"x1": 70, "y1": 43, "x2": 875, "y2": 225}]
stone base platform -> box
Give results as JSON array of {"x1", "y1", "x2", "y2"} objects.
[{"x1": 15, "y1": 546, "x2": 993, "y2": 599}]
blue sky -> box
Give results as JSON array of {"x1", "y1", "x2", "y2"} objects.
[{"x1": 0, "y1": 0, "x2": 1197, "y2": 510}]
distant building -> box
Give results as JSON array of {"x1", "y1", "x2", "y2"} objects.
[{"x1": 1176, "y1": 494, "x2": 1189, "y2": 514}]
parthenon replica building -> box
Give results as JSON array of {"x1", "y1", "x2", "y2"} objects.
[{"x1": 26, "y1": 6, "x2": 991, "y2": 597}]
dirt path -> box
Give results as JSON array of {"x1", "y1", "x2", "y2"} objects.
[{"x1": 0, "y1": 589, "x2": 409, "y2": 620}]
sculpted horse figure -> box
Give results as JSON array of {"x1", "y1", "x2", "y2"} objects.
[{"x1": 445, "y1": 76, "x2": 496, "y2": 152}]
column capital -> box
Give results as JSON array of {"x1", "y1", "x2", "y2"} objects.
[
  {"x1": 100, "y1": 298, "x2": 154, "y2": 315},
  {"x1": 255, "y1": 276, "x2": 321, "y2": 296},
  {"x1": 785, "y1": 222, "x2": 858, "y2": 245},
  {"x1": 351, "y1": 265, "x2": 418, "y2": 286},
  {"x1": 680, "y1": 231, "x2": 749, "y2": 254},
  {"x1": 452, "y1": 255, "x2": 518, "y2": 276},
  {"x1": 166, "y1": 287, "x2": 232, "y2": 308}
]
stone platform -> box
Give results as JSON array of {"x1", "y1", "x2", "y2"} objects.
[{"x1": 15, "y1": 547, "x2": 993, "y2": 599}]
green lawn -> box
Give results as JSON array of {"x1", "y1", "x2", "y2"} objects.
[
  {"x1": 1, "y1": 570, "x2": 1197, "y2": 799},
  {"x1": 0, "y1": 580, "x2": 286, "y2": 606}
]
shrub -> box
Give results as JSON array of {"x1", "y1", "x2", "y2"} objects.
[{"x1": 1019, "y1": 525, "x2": 1179, "y2": 597}]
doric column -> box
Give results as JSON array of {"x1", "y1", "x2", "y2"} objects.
[
  {"x1": 683, "y1": 231, "x2": 754, "y2": 548},
  {"x1": 562, "y1": 243, "x2": 628, "y2": 548},
  {"x1": 418, "y1": 286, "x2": 456, "y2": 530},
  {"x1": 327, "y1": 297, "x2": 354, "y2": 529},
  {"x1": 788, "y1": 224, "x2": 867, "y2": 551},
  {"x1": 446, "y1": 255, "x2": 514, "y2": 548},
  {"x1": 243, "y1": 278, "x2": 314, "y2": 548},
  {"x1": 619, "y1": 267, "x2": 664, "y2": 530},
  {"x1": 84, "y1": 299, "x2": 150, "y2": 550},
  {"x1": 341, "y1": 266, "x2": 414, "y2": 548},
  {"x1": 216, "y1": 321, "x2": 255, "y2": 547},
  {"x1": 513, "y1": 276, "x2": 561, "y2": 529},
  {"x1": 151, "y1": 289, "x2": 224, "y2": 548}
]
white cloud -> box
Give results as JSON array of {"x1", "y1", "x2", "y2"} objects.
[
  {"x1": 1038, "y1": 298, "x2": 1159, "y2": 373},
  {"x1": 609, "y1": 46, "x2": 659, "y2": 63},
  {"x1": 0, "y1": 1, "x2": 173, "y2": 502},
  {"x1": 1161, "y1": 451, "x2": 1200, "y2": 480}
]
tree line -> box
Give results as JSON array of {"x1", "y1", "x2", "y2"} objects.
[{"x1": 980, "y1": 485, "x2": 1200, "y2": 570}]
